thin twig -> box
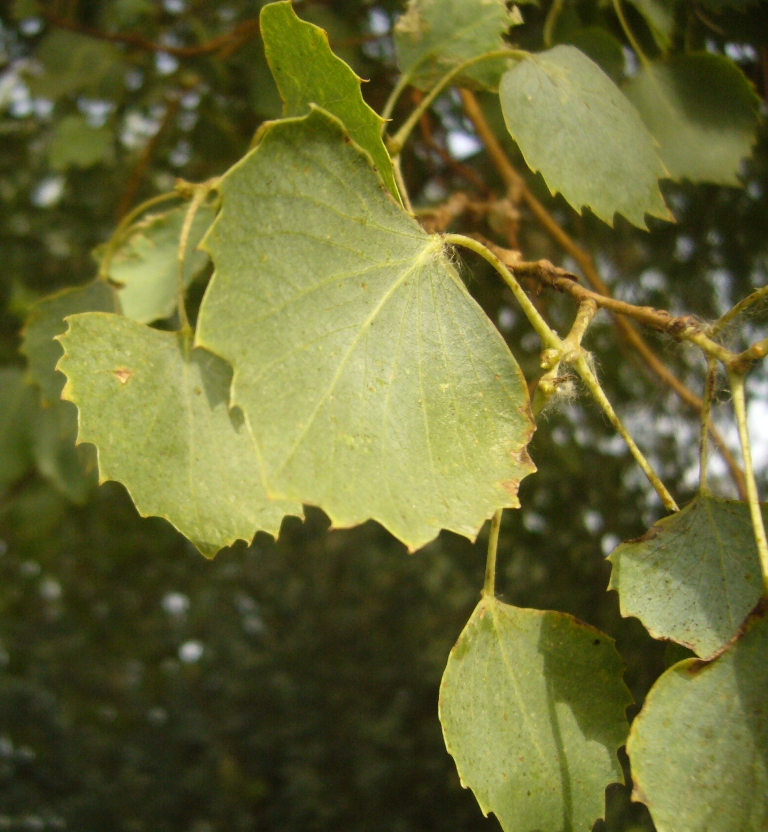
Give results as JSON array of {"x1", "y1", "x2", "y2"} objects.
[
  {"x1": 443, "y1": 233, "x2": 561, "y2": 350},
  {"x1": 458, "y1": 88, "x2": 748, "y2": 500},
  {"x1": 698, "y1": 358, "x2": 718, "y2": 495},
  {"x1": 42, "y1": 13, "x2": 261, "y2": 57},
  {"x1": 709, "y1": 285, "x2": 768, "y2": 336},
  {"x1": 728, "y1": 371, "x2": 768, "y2": 594},
  {"x1": 116, "y1": 97, "x2": 180, "y2": 220},
  {"x1": 484, "y1": 509, "x2": 503, "y2": 597},
  {"x1": 574, "y1": 353, "x2": 679, "y2": 512}
]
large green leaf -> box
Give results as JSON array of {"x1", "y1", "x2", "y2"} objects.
[
  {"x1": 609, "y1": 496, "x2": 764, "y2": 658},
  {"x1": 499, "y1": 45, "x2": 670, "y2": 227},
  {"x1": 624, "y1": 53, "x2": 760, "y2": 186},
  {"x1": 561, "y1": 27, "x2": 625, "y2": 83},
  {"x1": 196, "y1": 108, "x2": 535, "y2": 552},
  {"x1": 260, "y1": 1, "x2": 399, "y2": 202},
  {"x1": 0, "y1": 367, "x2": 35, "y2": 497},
  {"x1": 56, "y1": 313, "x2": 301, "y2": 557},
  {"x1": 21, "y1": 280, "x2": 120, "y2": 405},
  {"x1": 439, "y1": 597, "x2": 631, "y2": 832},
  {"x1": 48, "y1": 115, "x2": 114, "y2": 171},
  {"x1": 628, "y1": 609, "x2": 768, "y2": 832},
  {"x1": 394, "y1": 0, "x2": 522, "y2": 92},
  {"x1": 103, "y1": 205, "x2": 215, "y2": 324}
]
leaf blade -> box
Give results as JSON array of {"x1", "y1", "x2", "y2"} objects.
[
  {"x1": 394, "y1": 0, "x2": 522, "y2": 91},
  {"x1": 57, "y1": 313, "x2": 301, "y2": 557},
  {"x1": 628, "y1": 610, "x2": 768, "y2": 832},
  {"x1": 609, "y1": 496, "x2": 764, "y2": 658},
  {"x1": 439, "y1": 597, "x2": 632, "y2": 832},
  {"x1": 624, "y1": 53, "x2": 761, "y2": 186},
  {"x1": 196, "y1": 108, "x2": 536, "y2": 551},
  {"x1": 499, "y1": 45, "x2": 671, "y2": 227}
]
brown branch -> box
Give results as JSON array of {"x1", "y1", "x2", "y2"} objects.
[
  {"x1": 116, "y1": 97, "x2": 180, "y2": 220},
  {"x1": 417, "y1": 102, "x2": 491, "y2": 196},
  {"x1": 42, "y1": 13, "x2": 261, "y2": 57},
  {"x1": 459, "y1": 88, "x2": 748, "y2": 500}
]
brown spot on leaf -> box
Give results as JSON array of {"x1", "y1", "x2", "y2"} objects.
[{"x1": 112, "y1": 368, "x2": 132, "y2": 385}]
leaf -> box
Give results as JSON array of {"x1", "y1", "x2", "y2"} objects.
[
  {"x1": 30, "y1": 399, "x2": 96, "y2": 505},
  {"x1": 56, "y1": 313, "x2": 301, "y2": 557},
  {"x1": 0, "y1": 367, "x2": 36, "y2": 497},
  {"x1": 196, "y1": 108, "x2": 535, "y2": 552},
  {"x1": 103, "y1": 205, "x2": 215, "y2": 324},
  {"x1": 26, "y1": 30, "x2": 125, "y2": 100},
  {"x1": 21, "y1": 280, "x2": 120, "y2": 405},
  {"x1": 627, "y1": 609, "x2": 768, "y2": 832},
  {"x1": 394, "y1": 0, "x2": 522, "y2": 92},
  {"x1": 624, "y1": 53, "x2": 761, "y2": 186},
  {"x1": 48, "y1": 115, "x2": 114, "y2": 171},
  {"x1": 499, "y1": 45, "x2": 671, "y2": 228},
  {"x1": 439, "y1": 597, "x2": 632, "y2": 832},
  {"x1": 626, "y1": 0, "x2": 675, "y2": 52},
  {"x1": 609, "y1": 496, "x2": 764, "y2": 658},
  {"x1": 260, "y1": 1, "x2": 399, "y2": 202}
]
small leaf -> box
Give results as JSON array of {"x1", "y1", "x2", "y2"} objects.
[
  {"x1": 628, "y1": 609, "x2": 768, "y2": 832},
  {"x1": 48, "y1": 115, "x2": 114, "y2": 171},
  {"x1": 609, "y1": 496, "x2": 764, "y2": 658},
  {"x1": 499, "y1": 45, "x2": 671, "y2": 227},
  {"x1": 440, "y1": 597, "x2": 632, "y2": 832},
  {"x1": 626, "y1": 0, "x2": 675, "y2": 52},
  {"x1": 261, "y1": 0, "x2": 399, "y2": 201},
  {"x1": 21, "y1": 280, "x2": 120, "y2": 405},
  {"x1": 56, "y1": 313, "x2": 301, "y2": 557},
  {"x1": 624, "y1": 53, "x2": 761, "y2": 186},
  {"x1": 394, "y1": 0, "x2": 522, "y2": 92},
  {"x1": 196, "y1": 108, "x2": 535, "y2": 552},
  {"x1": 0, "y1": 367, "x2": 36, "y2": 497},
  {"x1": 103, "y1": 205, "x2": 215, "y2": 324}
]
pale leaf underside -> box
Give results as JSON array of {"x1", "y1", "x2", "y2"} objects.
[
  {"x1": 57, "y1": 313, "x2": 300, "y2": 557},
  {"x1": 628, "y1": 611, "x2": 768, "y2": 832},
  {"x1": 609, "y1": 496, "x2": 764, "y2": 658},
  {"x1": 196, "y1": 107, "x2": 535, "y2": 551},
  {"x1": 499, "y1": 45, "x2": 671, "y2": 228},
  {"x1": 439, "y1": 597, "x2": 632, "y2": 832}
]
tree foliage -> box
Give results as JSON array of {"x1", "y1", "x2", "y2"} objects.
[{"x1": 1, "y1": 0, "x2": 768, "y2": 829}]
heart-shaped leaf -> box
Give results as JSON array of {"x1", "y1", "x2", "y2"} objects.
[
  {"x1": 440, "y1": 597, "x2": 632, "y2": 832},
  {"x1": 57, "y1": 313, "x2": 301, "y2": 557},
  {"x1": 196, "y1": 107, "x2": 535, "y2": 551}
]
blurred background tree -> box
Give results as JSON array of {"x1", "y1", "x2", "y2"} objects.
[{"x1": 0, "y1": 0, "x2": 766, "y2": 829}]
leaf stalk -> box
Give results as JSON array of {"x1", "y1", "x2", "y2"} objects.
[
  {"x1": 728, "y1": 370, "x2": 768, "y2": 594},
  {"x1": 484, "y1": 509, "x2": 503, "y2": 597}
]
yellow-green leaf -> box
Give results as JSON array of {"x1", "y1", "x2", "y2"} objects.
[
  {"x1": 394, "y1": 0, "x2": 522, "y2": 91},
  {"x1": 196, "y1": 108, "x2": 535, "y2": 552},
  {"x1": 628, "y1": 610, "x2": 768, "y2": 832},
  {"x1": 499, "y1": 46, "x2": 671, "y2": 227},
  {"x1": 609, "y1": 496, "x2": 764, "y2": 658},
  {"x1": 57, "y1": 313, "x2": 301, "y2": 557},
  {"x1": 624, "y1": 53, "x2": 761, "y2": 186},
  {"x1": 440, "y1": 597, "x2": 632, "y2": 832}
]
